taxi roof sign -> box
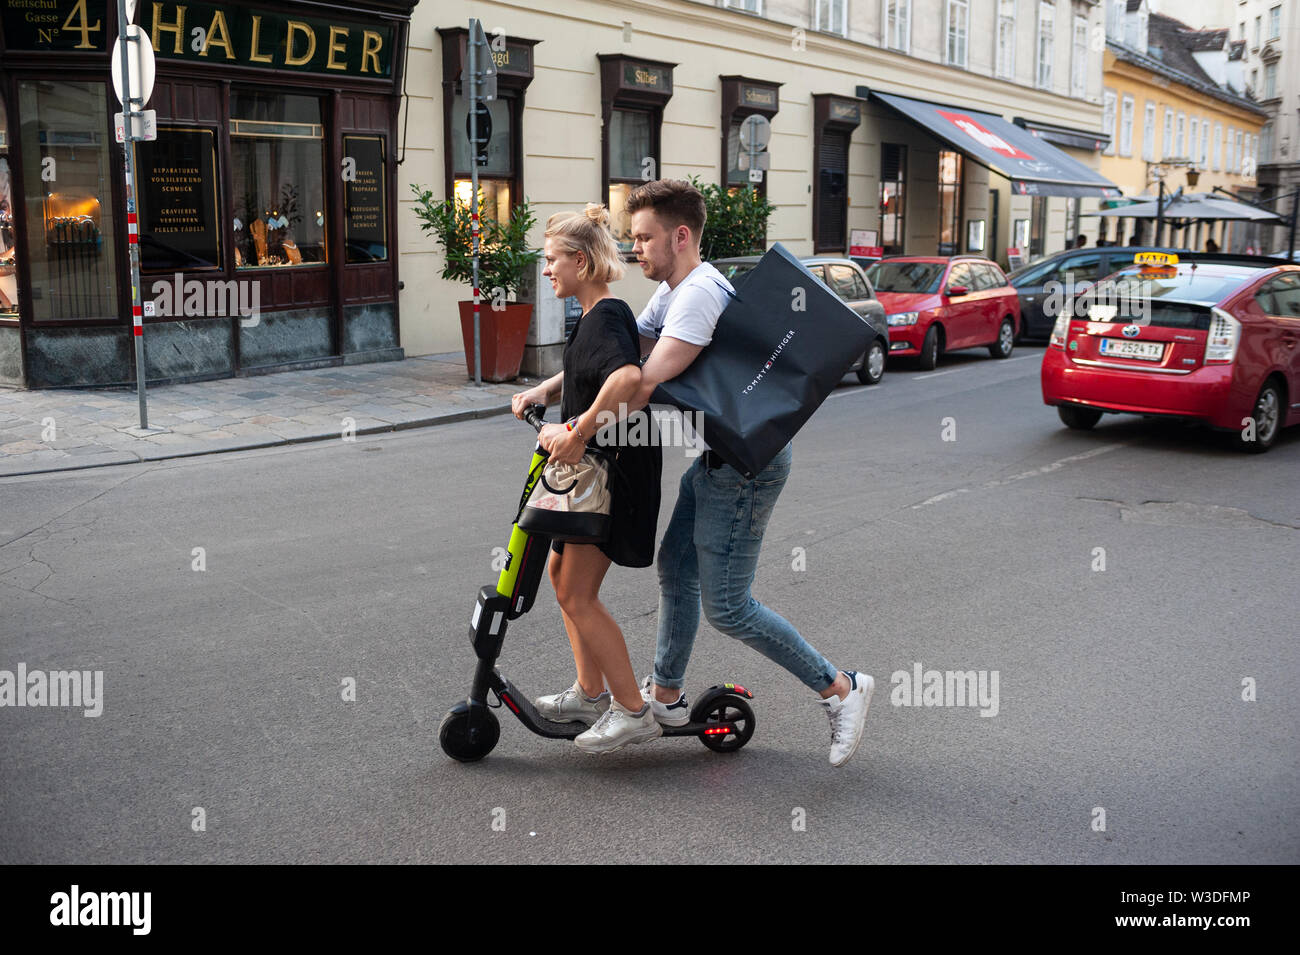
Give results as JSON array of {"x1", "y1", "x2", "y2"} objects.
[{"x1": 1134, "y1": 252, "x2": 1178, "y2": 266}]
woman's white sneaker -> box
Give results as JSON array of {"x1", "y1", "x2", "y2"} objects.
[
  {"x1": 820, "y1": 671, "x2": 874, "y2": 767},
  {"x1": 574, "y1": 700, "x2": 663, "y2": 753},
  {"x1": 534, "y1": 682, "x2": 609, "y2": 725}
]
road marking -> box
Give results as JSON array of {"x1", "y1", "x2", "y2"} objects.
[
  {"x1": 911, "y1": 368, "x2": 965, "y2": 380},
  {"x1": 1003, "y1": 355, "x2": 1038, "y2": 363},
  {"x1": 910, "y1": 442, "x2": 1128, "y2": 509}
]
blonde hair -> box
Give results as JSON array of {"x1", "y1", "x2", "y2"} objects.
[{"x1": 544, "y1": 204, "x2": 626, "y2": 283}]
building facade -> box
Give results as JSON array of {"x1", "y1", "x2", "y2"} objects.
[{"x1": 1099, "y1": 3, "x2": 1269, "y2": 250}]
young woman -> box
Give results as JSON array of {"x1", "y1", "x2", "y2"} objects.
[{"x1": 510, "y1": 204, "x2": 663, "y2": 754}]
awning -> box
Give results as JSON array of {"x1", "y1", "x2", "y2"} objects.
[
  {"x1": 1013, "y1": 117, "x2": 1109, "y2": 153},
  {"x1": 862, "y1": 89, "x2": 1122, "y2": 199}
]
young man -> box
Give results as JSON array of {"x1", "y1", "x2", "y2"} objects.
[{"x1": 626, "y1": 179, "x2": 873, "y2": 767}]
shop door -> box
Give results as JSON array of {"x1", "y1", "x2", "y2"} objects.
[{"x1": 817, "y1": 131, "x2": 849, "y2": 252}]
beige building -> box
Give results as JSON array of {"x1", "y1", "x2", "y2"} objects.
[{"x1": 397, "y1": 0, "x2": 1117, "y2": 366}]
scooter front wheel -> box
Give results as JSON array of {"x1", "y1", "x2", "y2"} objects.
[
  {"x1": 694, "y1": 694, "x2": 755, "y2": 753},
  {"x1": 439, "y1": 702, "x2": 500, "y2": 762}
]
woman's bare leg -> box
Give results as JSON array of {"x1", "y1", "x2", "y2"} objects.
[
  {"x1": 549, "y1": 549, "x2": 604, "y2": 698},
  {"x1": 552, "y1": 544, "x2": 642, "y2": 711}
]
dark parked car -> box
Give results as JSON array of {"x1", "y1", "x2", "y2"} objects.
[
  {"x1": 712, "y1": 254, "x2": 889, "y2": 384},
  {"x1": 1009, "y1": 247, "x2": 1291, "y2": 341}
]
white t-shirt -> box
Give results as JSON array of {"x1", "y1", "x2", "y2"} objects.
[{"x1": 637, "y1": 262, "x2": 734, "y2": 453}]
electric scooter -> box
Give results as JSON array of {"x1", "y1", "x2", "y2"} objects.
[{"x1": 437, "y1": 405, "x2": 756, "y2": 762}]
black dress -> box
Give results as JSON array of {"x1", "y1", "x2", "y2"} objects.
[{"x1": 554, "y1": 298, "x2": 662, "y2": 568}]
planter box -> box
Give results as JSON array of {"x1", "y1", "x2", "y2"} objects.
[{"x1": 458, "y1": 301, "x2": 533, "y2": 382}]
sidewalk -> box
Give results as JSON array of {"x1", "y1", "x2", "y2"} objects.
[{"x1": 0, "y1": 353, "x2": 528, "y2": 478}]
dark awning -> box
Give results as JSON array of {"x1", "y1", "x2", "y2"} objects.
[
  {"x1": 1014, "y1": 117, "x2": 1110, "y2": 153},
  {"x1": 861, "y1": 88, "x2": 1122, "y2": 199}
]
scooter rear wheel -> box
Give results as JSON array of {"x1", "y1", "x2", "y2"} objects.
[
  {"x1": 695, "y1": 694, "x2": 755, "y2": 753},
  {"x1": 439, "y1": 703, "x2": 500, "y2": 762}
]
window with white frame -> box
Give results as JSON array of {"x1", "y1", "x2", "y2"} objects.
[
  {"x1": 1107, "y1": 0, "x2": 1124, "y2": 41},
  {"x1": 1213, "y1": 122, "x2": 1222, "y2": 170},
  {"x1": 724, "y1": 0, "x2": 763, "y2": 13},
  {"x1": 1036, "y1": 2, "x2": 1054, "y2": 90},
  {"x1": 884, "y1": 0, "x2": 911, "y2": 52},
  {"x1": 1269, "y1": 5, "x2": 1281, "y2": 40},
  {"x1": 1176, "y1": 112, "x2": 1185, "y2": 158},
  {"x1": 1227, "y1": 126, "x2": 1236, "y2": 171},
  {"x1": 1189, "y1": 117, "x2": 1199, "y2": 163},
  {"x1": 1261, "y1": 123, "x2": 1274, "y2": 164},
  {"x1": 946, "y1": 0, "x2": 969, "y2": 67},
  {"x1": 996, "y1": 0, "x2": 1016, "y2": 79},
  {"x1": 1071, "y1": 15, "x2": 1088, "y2": 97},
  {"x1": 1199, "y1": 121, "x2": 1208, "y2": 166},
  {"x1": 1237, "y1": 130, "x2": 1245, "y2": 173},
  {"x1": 815, "y1": 0, "x2": 848, "y2": 35},
  {"x1": 1102, "y1": 89, "x2": 1117, "y2": 155},
  {"x1": 1264, "y1": 63, "x2": 1278, "y2": 99},
  {"x1": 1120, "y1": 95, "x2": 1134, "y2": 156},
  {"x1": 1162, "y1": 108, "x2": 1173, "y2": 159},
  {"x1": 1142, "y1": 102, "x2": 1155, "y2": 161},
  {"x1": 1243, "y1": 133, "x2": 1252, "y2": 175},
  {"x1": 1254, "y1": 16, "x2": 1261, "y2": 47}
]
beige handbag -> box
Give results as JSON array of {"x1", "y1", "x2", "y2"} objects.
[{"x1": 517, "y1": 452, "x2": 612, "y2": 543}]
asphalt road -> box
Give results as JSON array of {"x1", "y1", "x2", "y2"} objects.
[{"x1": 2, "y1": 343, "x2": 1297, "y2": 864}]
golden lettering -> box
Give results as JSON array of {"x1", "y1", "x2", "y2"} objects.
[
  {"x1": 360, "y1": 30, "x2": 383, "y2": 74},
  {"x1": 150, "y1": 2, "x2": 185, "y2": 56},
  {"x1": 200, "y1": 10, "x2": 234, "y2": 60},
  {"x1": 326, "y1": 25, "x2": 349, "y2": 71},
  {"x1": 285, "y1": 21, "x2": 316, "y2": 67},
  {"x1": 61, "y1": 0, "x2": 102, "y2": 51},
  {"x1": 248, "y1": 15, "x2": 273, "y2": 64},
  {"x1": 491, "y1": 50, "x2": 510, "y2": 67}
]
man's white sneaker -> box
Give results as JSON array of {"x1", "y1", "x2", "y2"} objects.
[
  {"x1": 574, "y1": 699, "x2": 663, "y2": 753},
  {"x1": 820, "y1": 670, "x2": 874, "y2": 767},
  {"x1": 639, "y1": 675, "x2": 690, "y2": 726},
  {"x1": 534, "y1": 682, "x2": 609, "y2": 725}
]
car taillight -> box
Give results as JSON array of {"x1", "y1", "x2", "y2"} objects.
[
  {"x1": 1049, "y1": 312, "x2": 1070, "y2": 349},
  {"x1": 1204, "y1": 307, "x2": 1240, "y2": 364}
]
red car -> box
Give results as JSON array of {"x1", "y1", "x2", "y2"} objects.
[
  {"x1": 1041, "y1": 256, "x2": 1300, "y2": 452},
  {"x1": 865, "y1": 256, "x2": 1021, "y2": 369}
]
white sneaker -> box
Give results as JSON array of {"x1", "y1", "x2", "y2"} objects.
[
  {"x1": 575, "y1": 699, "x2": 663, "y2": 753},
  {"x1": 534, "y1": 682, "x2": 609, "y2": 725},
  {"x1": 639, "y1": 675, "x2": 690, "y2": 726},
  {"x1": 820, "y1": 671, "x2": 874, "y2": 767}
]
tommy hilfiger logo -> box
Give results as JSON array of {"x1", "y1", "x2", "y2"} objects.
[{"x1": 742, "y1": 329, "x2": 796, "y2": 395}]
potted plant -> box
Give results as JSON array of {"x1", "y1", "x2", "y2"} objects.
[
  {"x1": 411, "y1": 185, "x2": 541, "y2": 382},
  {"x1": 690, "y1": 175, "x2": 776, "y2": 261}
]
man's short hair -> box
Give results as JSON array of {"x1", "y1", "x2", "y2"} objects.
[{"x1": 626, "y1": 179, "x2": 707, "y2": 237}]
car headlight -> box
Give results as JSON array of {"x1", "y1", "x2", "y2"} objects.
[{"x1": 887, "y1": 311, "x2": 920, "y2": 326}]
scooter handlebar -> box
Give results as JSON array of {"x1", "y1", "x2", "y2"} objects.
[{"x1": 521, "y1": 404, "x2": 546, "y2": 432}]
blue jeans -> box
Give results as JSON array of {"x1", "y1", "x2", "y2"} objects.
[{"x1": 653, "y1": 443, "x2": 838, "y2": 693}]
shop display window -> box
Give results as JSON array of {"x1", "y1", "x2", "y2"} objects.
[
  {"x1": 608, "y1": 107, "x2": 654, "y2": 255},
  {"x1": 0, "y1": 95, "x2": 16, "y2": 316},
  {"x1": 16, "y1": 80, "x2": 119, "y2": 321},
  {"x1": 230, "y1": 92, "x2": 327, "y2": 269}
]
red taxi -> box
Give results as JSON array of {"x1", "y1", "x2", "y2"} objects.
[
  {"x1": 1041, "y1": 253, "x2": 1300, "y2": 452},
  {"x1": 865, "y1": 256, "x2": 1021, "y2": 370}
]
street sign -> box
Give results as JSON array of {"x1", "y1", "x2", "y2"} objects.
[
  {"x1": 737, "y1": 151, "x2": 771, "y2": 171},
  {"x1": 739, "y1": 114, "x2": 771, "y2": 150},
  {"x1": 114, "y1": 109, "x2": 157, "y2": 142},
  {"x1": 110, "y1": 24, "x2": 156, "y2": 106},
  {"x1": 749, "y1": 169, "x2": 763, "y2": 183},
  {"x1": 462, "y1": 20, "x2": 498, "y2": 101},
  {"x1": 465, "y1": 102, "x2": 492, "y2": 164}
]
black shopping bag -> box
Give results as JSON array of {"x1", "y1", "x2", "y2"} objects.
[{"x1": 652, "y1": 243, "x2": 871, "y2": 478}]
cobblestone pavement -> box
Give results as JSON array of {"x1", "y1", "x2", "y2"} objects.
[{"x1": 0, "y1": 353, "x2": 529, "y2": 477}]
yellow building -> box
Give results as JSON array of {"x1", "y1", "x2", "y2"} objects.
[{"x1": 1100, "y1": 10, "x2": 1268, "y2": 251}]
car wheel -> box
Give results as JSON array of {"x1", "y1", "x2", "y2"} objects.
[
  {"x1": 917, "y1": 325, "x2": 940, "y2": 371},
  {"x1": 989, "y1": 318, "x2": 1015, "y2": 359},
  {"x1": 1237, "y1": 379, "x2": 1283, "y2": 453},
  {"x1": 1058, "y1": 404, "x2": 1103, "y2": 430},
  {"x1": 856, "y1": 338, "x2": 886, "y2": 385}
]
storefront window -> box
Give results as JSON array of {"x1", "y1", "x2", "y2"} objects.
[
  {"x1": 18, "y1": 80, "x2": 119, "y2": 321},
  {"x1": 608, "y1": 107, "x2": 654, "y2": 254},
  {"x1": 880, "y1": 143, "x2": 907, "y2": 255},
  {"x1": 230, "y1": 92, "x2": 327, "y2": 269},
  {"x1": 0, "y1": 95, "x2": 17, "y2": 316},
  {"x1": 937, "y1": 149, "x2": 963, "y2": 255},
  {"x1": 451, "y1": 94, "x2": 514, "y2": 222}
]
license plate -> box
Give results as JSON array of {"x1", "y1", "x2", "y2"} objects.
[{"x1": 1100, "y1": 338, "x2": 1164, "y2": 361}]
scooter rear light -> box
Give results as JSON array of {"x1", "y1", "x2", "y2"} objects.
[{"x1": 704, "y1": 726, "x2": 733, "y2": 735}]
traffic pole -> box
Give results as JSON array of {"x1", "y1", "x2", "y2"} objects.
[
  {"x1": 469, "y1": 18, "x2": 482, "y2": 387},
  {"x1": 116, "y1": 0, "x2": 148, "y2": 428}
]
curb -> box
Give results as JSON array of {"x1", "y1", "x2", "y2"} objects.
[{"x1": 0, "y1": 403, "x2": 514, "y2": 480}]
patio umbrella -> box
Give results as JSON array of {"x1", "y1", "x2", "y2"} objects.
[{"x1": 1087, "y1": 193, "x2": 1283, "y2": 221}]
